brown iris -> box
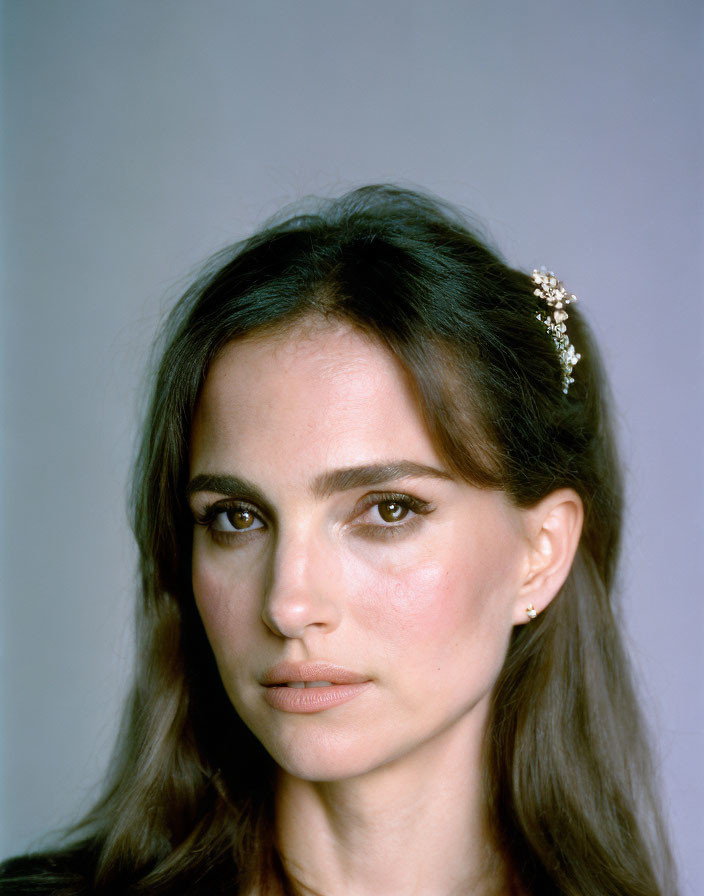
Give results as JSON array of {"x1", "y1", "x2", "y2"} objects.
[
  {"x1": 229, "y1": 509, "x2": 256, "y2": 529},
  {"x1": 378, "y1": 501, "x2": 408, "y2": 523}
]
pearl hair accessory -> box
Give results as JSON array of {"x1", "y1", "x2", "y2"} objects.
[{"x1": 532, "y1": 268, "x2": 581, "y2": 394}]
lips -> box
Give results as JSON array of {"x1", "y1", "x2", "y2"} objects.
[
  {"x1": 261, "y1": 661, "x2": 369, "y2": 687},
  {"x1": 261, "y1": 662, "x2": 372, "y2": 713}
]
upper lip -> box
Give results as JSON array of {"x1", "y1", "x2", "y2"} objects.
[{"x1": 261, "y1": 662, "x2": 369, "y2": 686}]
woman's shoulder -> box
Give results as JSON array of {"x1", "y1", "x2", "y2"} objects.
[{"x1": 0, "y1": 842, "x2": 96, "y2": 895}]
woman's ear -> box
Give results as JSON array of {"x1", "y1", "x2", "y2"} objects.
[{"x1": 512, "y1": 488, "x2": 584, "y2": 626}]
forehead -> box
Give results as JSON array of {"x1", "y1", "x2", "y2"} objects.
[{"x1": 190, "y1": 319, "x2": 441, "y2": 477}]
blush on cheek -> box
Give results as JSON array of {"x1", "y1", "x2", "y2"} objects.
[
  {"x1": 353, "y1": 560, "x2": 467, "y2": 640},
  {"x1": 192, "y1": 562, "x2": 237, "y2": 641}
]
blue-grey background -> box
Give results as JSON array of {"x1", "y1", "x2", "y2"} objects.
[{"x1": 1, "y1": 1, "x2": 702, "y2": 892}]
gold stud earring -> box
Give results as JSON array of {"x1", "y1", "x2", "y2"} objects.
[{"x1": 525, "y1": 604, "x2": 537, "y2": 620}]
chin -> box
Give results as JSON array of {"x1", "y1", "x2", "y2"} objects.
[{"x1": 254, "y1": 725, "x2": 392, "y2": 783}]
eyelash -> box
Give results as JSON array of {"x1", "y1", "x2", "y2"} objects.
[
  {"x1": 192, "y1": 492, "x2": 434, "y2": 546},
  {"x1": 353, "y1": 493, "x2": 433, "y2": 540}
]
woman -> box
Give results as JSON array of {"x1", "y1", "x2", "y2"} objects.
[{"x1": 2, "y1": 186, "x2": 677, "y2": 894}]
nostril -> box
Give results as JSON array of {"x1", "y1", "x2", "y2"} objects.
[
  {"x1": 261, "y1": 539, "x2": 343, "y2": 638},
  {"x1": 261, "y1": 587, "x2": 341, "y2": 639}
]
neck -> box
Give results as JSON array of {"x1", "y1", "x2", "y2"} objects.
[{"x1": 274, "y1": 709, "x2": 508, "y2": 896}]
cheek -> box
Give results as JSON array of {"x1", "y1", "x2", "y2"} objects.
[
  {"x1": 370, "y1": 562, "x2": 458, "y2": 634},
  {"x1": 348, "y1": 539, "x2": 517, "y2": 677},
  {"x1": 350, "y1": 553, "x2": 476, "y2": 648},
  {"x1": 191, "y1": 546, "x2": 257, "y2": 657},
  {"x1": 192, "y1": 562, "x2": 225, "y2": 635}
]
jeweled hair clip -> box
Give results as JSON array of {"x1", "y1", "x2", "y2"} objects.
[{"x1": 532, "y1": 268, "x2": 581, "y2": 394}]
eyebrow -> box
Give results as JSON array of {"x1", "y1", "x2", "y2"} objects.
[{"x1": 187, "y1": 461, "x2": 454, "y2": 505}]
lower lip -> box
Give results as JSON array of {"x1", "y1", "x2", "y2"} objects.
[{"x1": 263, "y1": 682, "x2": 371, "y2": 713}]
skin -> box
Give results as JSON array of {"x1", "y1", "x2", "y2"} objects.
[{"x1": 189, "y1": 317, "x2": 582, "y2": 896}]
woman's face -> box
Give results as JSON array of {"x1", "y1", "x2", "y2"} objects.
[{"x1": 189, "y1": 318, "x2": 532, "y2": 781}]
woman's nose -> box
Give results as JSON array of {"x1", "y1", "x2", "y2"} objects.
[{"x1": 261, "y1": 529, "x2": 342, "y2": 639}]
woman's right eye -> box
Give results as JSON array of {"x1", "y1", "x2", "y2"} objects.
[{"x1": 211, "y1": 506, "x2": 265, "y2": 533}]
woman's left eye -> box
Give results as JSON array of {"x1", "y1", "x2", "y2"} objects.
[
  {"x1": 373, "y1": 499, "x2": 412, "y2": 523},
  {"x1": 354, "y1": 493, "x2": 433, "y2": 539}
]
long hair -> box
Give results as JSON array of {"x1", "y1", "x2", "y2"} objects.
[{"x1": 3, "y1": 186, "x2": 677, "y2": 895}]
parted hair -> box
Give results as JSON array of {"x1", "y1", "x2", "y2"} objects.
[{"x1": 2, "y1": 186, "x2": 677, "y2": 895}]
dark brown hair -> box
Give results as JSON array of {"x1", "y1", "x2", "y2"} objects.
[{"x1": 1, "y1": 186, "x2": 677, "y2": 895}]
